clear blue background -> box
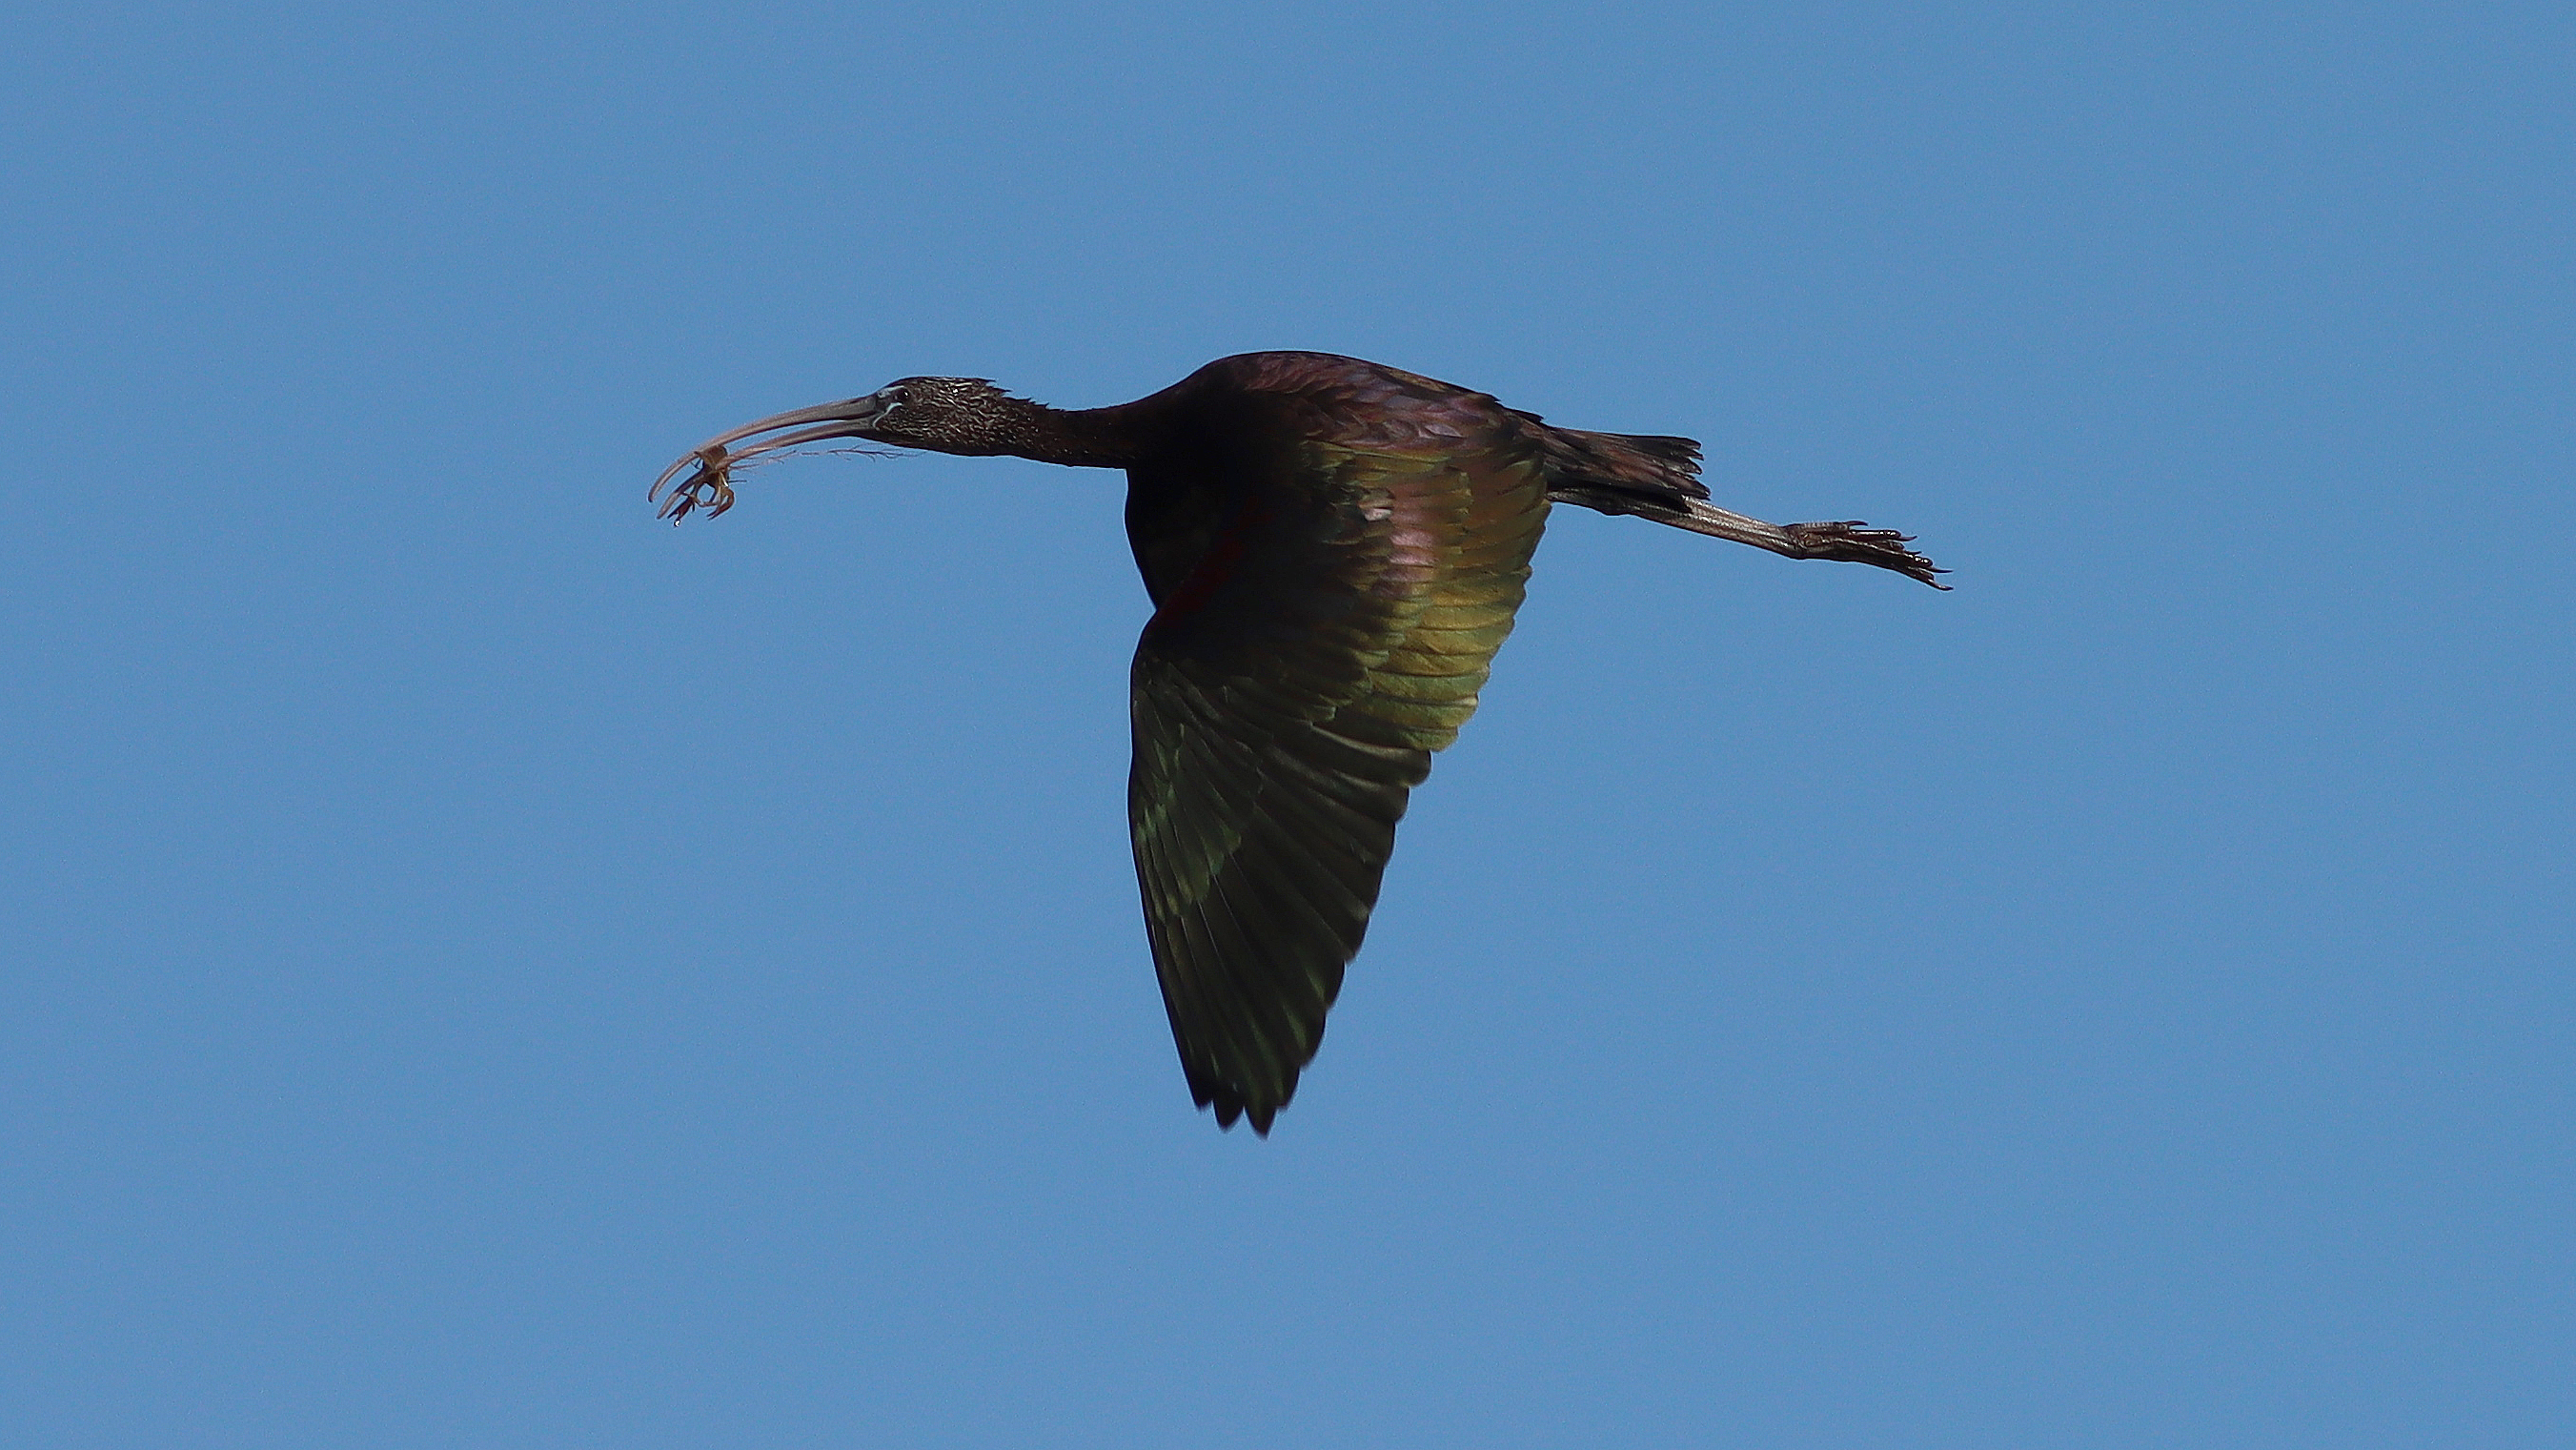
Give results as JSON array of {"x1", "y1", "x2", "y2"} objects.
[{"x1": 6, "y1": 3, "x2": 2568, "y2": 1445}]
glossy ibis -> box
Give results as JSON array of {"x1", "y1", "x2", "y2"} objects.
[{"x1": 654, "y1": 352, "x2": 1943, "y2": 1133}]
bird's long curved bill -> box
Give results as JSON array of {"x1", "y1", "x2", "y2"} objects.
[{"x1": 648, "y1": 395, "x2": 889, "y2": 511}]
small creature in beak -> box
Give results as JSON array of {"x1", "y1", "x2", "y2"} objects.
[{"x1": 651, "y1": 445, "x2": 738, "y2": 522}]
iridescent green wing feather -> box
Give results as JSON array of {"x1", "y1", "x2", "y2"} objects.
[{"x1": 1127, "y1": 392, "x2": 1550, "y2": 1133}]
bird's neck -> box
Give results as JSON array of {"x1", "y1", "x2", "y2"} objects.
[{"x1": 963, "y1": 398, "x2": 1146, "y2": 469}]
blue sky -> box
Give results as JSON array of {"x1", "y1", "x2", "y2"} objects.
[{"x1": 5, "y1": 3, "x2": 2569, "y2": 1445}]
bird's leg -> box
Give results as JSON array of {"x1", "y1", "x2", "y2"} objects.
[{"x1": 1654, "y1": 498, "x2": 1949, "y2": 587}]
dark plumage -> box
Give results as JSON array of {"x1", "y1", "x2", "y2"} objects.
[{"x1": 653, "y1": 352, "x2": 1943, "y2": 1133}]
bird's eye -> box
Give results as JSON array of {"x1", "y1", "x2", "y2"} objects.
[{"x1": 880, "y1": 385, "x2": 910, "y2": 408}]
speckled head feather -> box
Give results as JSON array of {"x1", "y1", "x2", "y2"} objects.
[{"x1": 862, "y1": 377, "x2": 1021, "y2": 453}]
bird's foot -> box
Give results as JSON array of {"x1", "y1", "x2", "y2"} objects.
[
  {"x1": 1782, "y1": 521, "x2": 1950, "y2": 588},
  {"x1": 651, "y1": 446, "x2": 738, "y2": 522}
]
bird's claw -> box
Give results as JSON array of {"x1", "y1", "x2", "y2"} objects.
[{"x1": 1782, "y1": 521, "x2": 1950, "y2": 588}]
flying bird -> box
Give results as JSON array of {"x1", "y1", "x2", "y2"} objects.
[{"x1": 653, "y1": 352, "x2": 1942, "y2": 1133}]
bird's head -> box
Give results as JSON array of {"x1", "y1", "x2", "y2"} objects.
[{"x1": 651, "y1": 376, "x2": 1025, "y2": 521}]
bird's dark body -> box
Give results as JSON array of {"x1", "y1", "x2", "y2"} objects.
[{"x1": 655, "y1": 351, "x2": 1942, "y2": 1133}]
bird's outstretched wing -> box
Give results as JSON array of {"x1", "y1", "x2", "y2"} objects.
[{"x1": 1127, "y1": 413, "x2": 1550, "y2": 1133}]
